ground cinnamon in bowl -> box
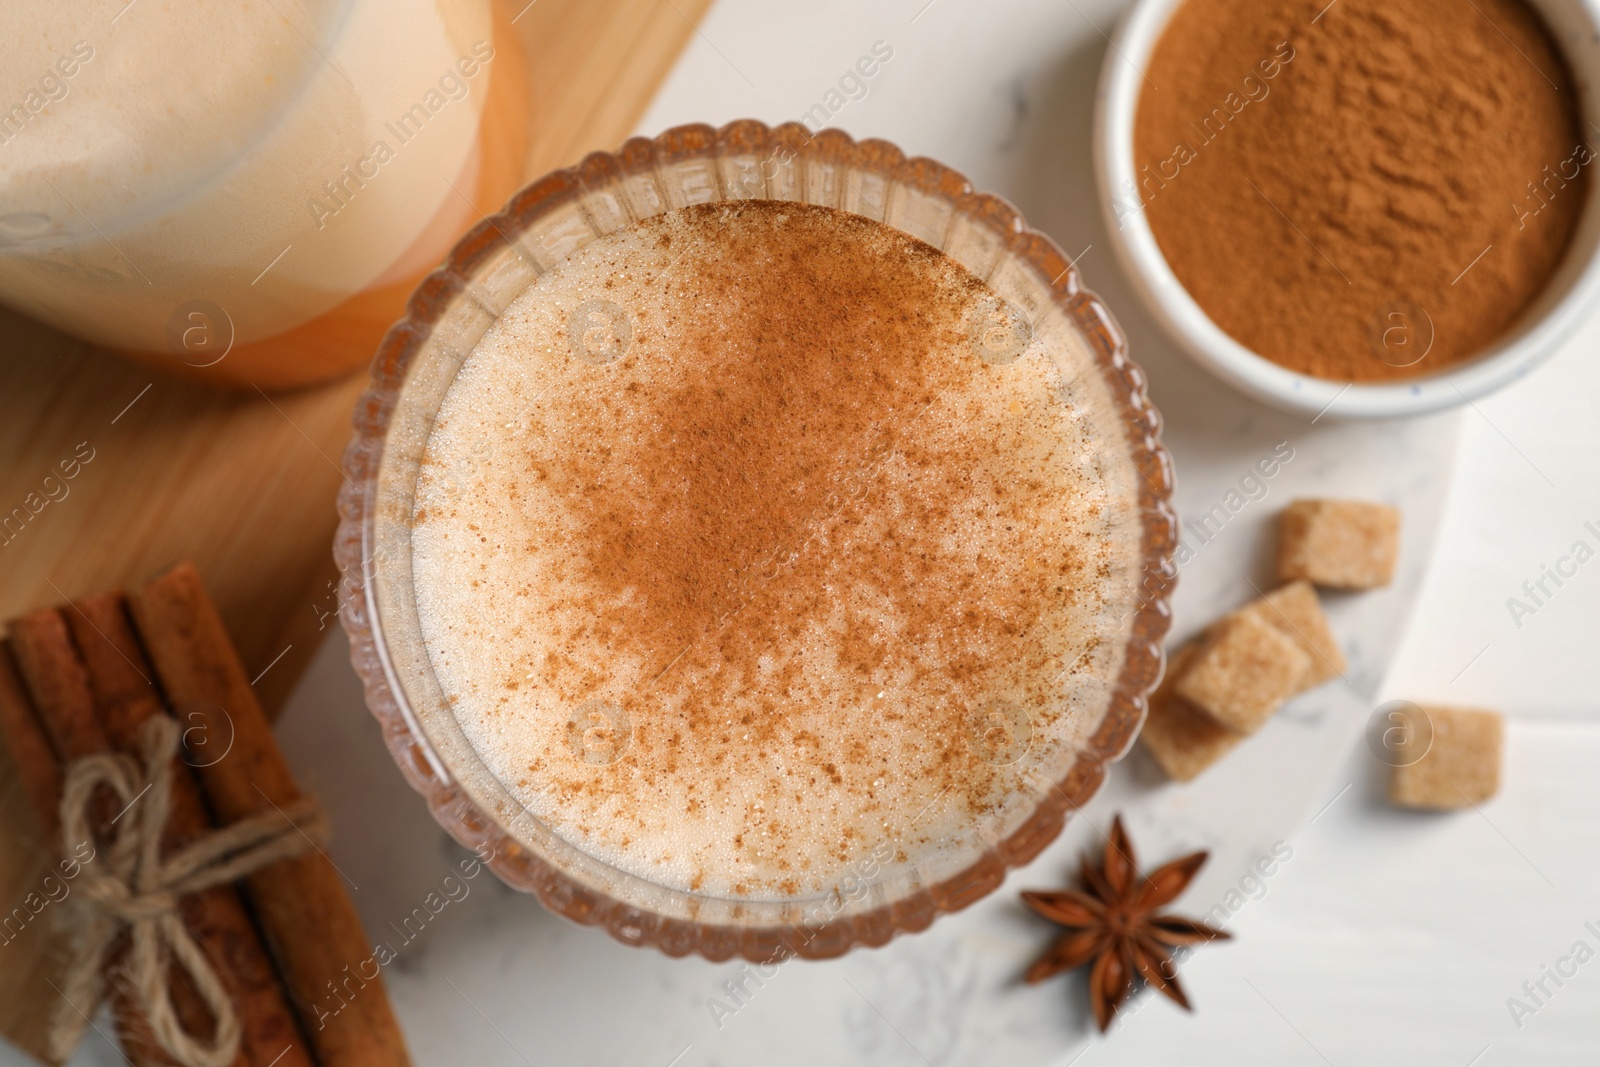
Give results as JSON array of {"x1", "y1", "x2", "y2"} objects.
[{"x1": 1134, "y1": 0, "x2": 1588, "y2": 382}]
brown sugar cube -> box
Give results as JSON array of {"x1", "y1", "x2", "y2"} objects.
[
  {"x1": 1390, "y1": 705, "x2": 1503, "y2": 810},
  {"x1": 1140, "y1": 644, "x2": 1245, "y2": 782},
  {"x1": 1277, "y1": 499, "x2": 1401, "y2": 590},
  {"x1": 1240, "y1": 580, "x2": 1347, "y2": 691},
  {"x1": 1175, "y1": 611, "x2": 1309, "y2": 734}
]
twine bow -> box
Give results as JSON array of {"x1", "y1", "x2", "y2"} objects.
[{"x1": 48, "y1": 715, "x2": 328, "y2": 1067}]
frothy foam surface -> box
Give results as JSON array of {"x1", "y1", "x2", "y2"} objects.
[{"x1": 410, "y1": 201, "x2": 1140, "y2": 898}]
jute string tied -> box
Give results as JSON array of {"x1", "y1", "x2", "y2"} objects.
[{"x1": 48, "y1": 714, "x2": 327, "y2": 1067}]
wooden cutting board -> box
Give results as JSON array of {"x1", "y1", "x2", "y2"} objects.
[{"x1": 0, "y1": 0, "x2": 710, "y2": 1058}]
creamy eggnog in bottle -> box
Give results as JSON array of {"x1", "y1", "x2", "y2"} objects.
[
  {"x1": 405, "y1": 200, "x2": 1141, "y2": 899},
  {"x1": 0, "y1": 0, "x2": 525, "y2": 386}
]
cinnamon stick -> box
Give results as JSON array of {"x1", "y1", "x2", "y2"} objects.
[
  {"x1": 129, "y1": 562, "x2": 412, "y2": 1067},
  {"x1": 68, "y1": 593, "x2": 317, "y2": 1067},
  {"x1": 0, "y1": 640, "x2": 62, "y2": 839},
  {"x1": 8, "y1": 608, "x2": 195, "y2": 1067},
  {"x1": 0, "y1": 638, "x2": 78, "y2": 1065},
  {"x1": 10, "y1": 609, "x2": 107, "y2": 766}
]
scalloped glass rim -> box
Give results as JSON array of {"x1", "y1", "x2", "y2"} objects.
[{"x1": 335, "y1": 120, "x2": 1177, "y2": 962}]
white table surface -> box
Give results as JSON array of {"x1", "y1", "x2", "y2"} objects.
[{"x1": 29, "y1": 0, "x2": 1600, "y2": 1064}]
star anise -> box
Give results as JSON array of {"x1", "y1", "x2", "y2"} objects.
[{"x1": 1021, "y1": 815, "x2": 1230, "y2": 1031}]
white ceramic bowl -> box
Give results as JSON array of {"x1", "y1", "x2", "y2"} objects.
[{"x1": 1094, "y1": 0, "x2": 1600, "y2": 419}]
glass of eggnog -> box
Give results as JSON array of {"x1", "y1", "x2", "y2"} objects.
[
  {"x1": 337, "y1": 121, "x2": 1177, "y2": 960},
  {"x1": 1, "y1": 0, "x2": 528, "y2": 387}
]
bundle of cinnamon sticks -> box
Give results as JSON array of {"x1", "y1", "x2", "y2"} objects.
[{"x1": 0, "y1": 562, "x2": 410, "y2": 1067}]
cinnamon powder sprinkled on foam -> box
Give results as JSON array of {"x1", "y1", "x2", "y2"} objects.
[{"x1": 409, "y1": 201, "x2": 1140, "y2": 898}]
